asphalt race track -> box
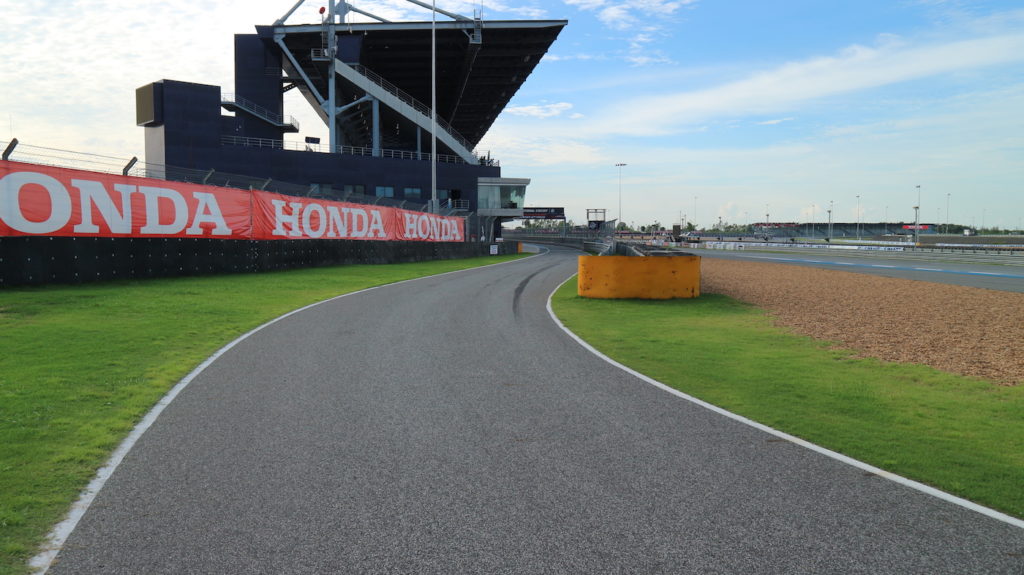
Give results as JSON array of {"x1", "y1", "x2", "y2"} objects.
[
  {"x1": 692, "y1": 246, "x2": 1024, "y2": 293},
  {"x1": 46, "y1": 246, "x2": 1024, "y2": 573}
]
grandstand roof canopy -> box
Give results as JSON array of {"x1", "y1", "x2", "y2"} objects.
[{"x1": 271, "y1": 18, "x2": 567, "y2": 147}]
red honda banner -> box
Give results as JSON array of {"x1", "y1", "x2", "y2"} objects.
[
  {"x1": 251, "y1": 191, "x2": 464, "y2": 242},
  {"x1": 0, "y1": 161, "x2": 251, "y2": 239},
  {"x1": 0, "y1": 161, "x2": 464, "y2": 242}
]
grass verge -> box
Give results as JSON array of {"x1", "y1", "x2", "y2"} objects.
[
  {"x1": 551, "y1": 281, "x2": 1024, "y2": 520},
  {"x1": 0, "y1": 255, "x2": 525, "y2": 575}
]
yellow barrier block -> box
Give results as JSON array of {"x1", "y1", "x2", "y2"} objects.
[{"x1": 578, "y1": 255, "x2": 700, "y2": 299}]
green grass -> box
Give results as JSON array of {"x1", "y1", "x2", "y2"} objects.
[
  {"x1": 551, "y1": 282, "x2": 1024, "y2": 520},
  {"x1": 0, "y1": 255, "x2": 524, "y2": 575}
]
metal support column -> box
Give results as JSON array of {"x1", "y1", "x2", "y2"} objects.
[
  {"x1": 372, "y1": 98, "x2": 381, "y2": 157},
  {"x1": 430, "y1": 0, "x2": 438, "y2": 213},
  {"x1": 327, "y1": 0, "x2": 339, "y2": 152},
  {"x1": 2, "y1": 138, "x2": 18, "y2": 161}
]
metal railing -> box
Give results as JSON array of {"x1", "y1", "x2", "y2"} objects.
[
  {"x1": 584, "y1": 240, "x2": 614, "y2": 255},
  {"x1": 219, "y1": 135, "x2": 493, "y2": 165},
  {"x1": 221, "y1": 93, "x2": 300, "y2": 130},
  {"x1": 0, "y1": 140, "x2": 437, "y2": 212},
  {"x1": 441, "y1": 199, "x2": 471, "y2": 211},
  {"x1": 504, "y1": 227, "x2": 612, "y2": 241},
  {"x1": 660, "y1": 239, "x2": 1024, "y2": 261},
  {"x1": 1, "y1": 140, "x2": 131, "y2": 174}
]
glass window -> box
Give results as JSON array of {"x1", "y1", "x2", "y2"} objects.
[
  {"x1": 403, "y1": 187, "x2": 422, "y2": 199},
  {"x1": 344, "y1": 184, "x2": 365, "y2": 195},
  {"x1": 477, "y1": 183, "x2": 526, "y2": 209},
  {"x1": 375, "y1": 186, "x2": 394, "y2": 198},
  {"x1": 501, "y1": 185, "x2": 525, "y2": 209},
  {"x1": 478, "y1": 184, "x2": 499, "y2": 209}
]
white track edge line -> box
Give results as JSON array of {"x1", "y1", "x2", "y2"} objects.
[
  {"x1": 28, "y1": 252, "x2": 541, "y2": 574},
  {"x1": 544, "y1": 275, "x2": 1024, "y2": 530}
]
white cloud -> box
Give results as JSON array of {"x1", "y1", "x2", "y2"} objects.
[
  {"x1": 505, "y1": 103, "x2": 576, "y2": 118},
  {"x1": 0, "y1": 1, "x2": 293, "y2": 154},
  {"x1": 583, "y1": 32, "x2": 1024, "y2": 137},
  {"x1": 478, "y1": 122, "x2": 606, "y2": 166},
  {"x1": 756, "y1": 118, "x2": 795, "y2": 126},
  {"x1": 565, "y1": 0, "x2": 697, "y2": 30},
  {"x1": 625, "y1": 52, "x2": 673, "y2": 66},
  {"x1": 564, "y1": 0, "x2": 608, "y2": 9},
  {"x1": 561, "y1": 1, "x2": 693, "y2": 64},
  {"x1": 544, "y1": 53, "x2": 603, "y2": 62},
  {"x1": 489, "y1": 54, "x2": 1023, "y2": 225},
  {"x1": 624, "y1": 32, "x2": 674, "y2": 66},
  {"x1": 343, "y1": 1, "x2": 548, "y2": 22},
  {"x1": 521, "y1": 139, "x2": 606, "y2": 165},
  {"x1": 598, "y1": 5, "x2": 634, "y2": 30}
]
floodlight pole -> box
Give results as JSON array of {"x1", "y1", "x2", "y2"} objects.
[
  {"x1": 856, "y1": 194, "x2": 861, "y2": 240},
  {"x1": 827, "y1": 200, "x2": 833, "y2": 241},
  {"x1": 946, "y1": 192, "x2": 950, "y2": 235},
  {"x1": 327, "y1": 1, "x2": 338, "y2": 153},
  {"x1": 615, "y1": 163, "x2": 626, "y2": 228},
  {"x1": 914, "y1": 185, "x2": 921, "y2": 245},
  {"x1": 913, "y1": 205, "x2": 920, "y2": 246},
  {"x1": 431, "y1": 0, "x2": 438, "y2": 214}
]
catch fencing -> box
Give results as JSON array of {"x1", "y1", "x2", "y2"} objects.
[{"x1": 0, "y1": 150, "x2": 512, "y2": 287}]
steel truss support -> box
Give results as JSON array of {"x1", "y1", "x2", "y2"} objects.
[
  {"x1": 340, "y1": 2, "x2": 390, "y2": 23},
  {"x1": 403, "y1": 0, "x2": 472, "y2": 21},
  {"x1": 275, "y1": 0, "x2": 306, "y2": 26}
]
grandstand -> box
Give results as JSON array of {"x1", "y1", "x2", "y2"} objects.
[
  {"x1": 136, "y1": 0, "x2": 566, "y2": 241},
  {"x1": 752, "y1": 222, "x2": 937, "y2": 239}
]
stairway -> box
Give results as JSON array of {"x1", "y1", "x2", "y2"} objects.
[
  {"x1": 333, "y1": 60, "x2": 478, "y2": 164},
  {"x1": 221, "y1": 93, "x2": 300, "y2": 133}
]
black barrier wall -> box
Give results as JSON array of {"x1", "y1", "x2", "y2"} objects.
[{"x1": 0, "y1": 237, "x2": 518, "y2": 287}]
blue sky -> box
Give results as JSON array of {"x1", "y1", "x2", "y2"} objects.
[{"x1": 2, "y1": 1, "x2": 1022, "y2": 229}]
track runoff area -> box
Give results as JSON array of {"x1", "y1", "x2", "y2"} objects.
[{"x1": 688, "y1": 242, "x2": 1024, "y2": 293}]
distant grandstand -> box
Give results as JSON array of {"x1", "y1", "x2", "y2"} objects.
[{"x1": 750, "y1": 222, "x2": 938, "y2": 239}]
